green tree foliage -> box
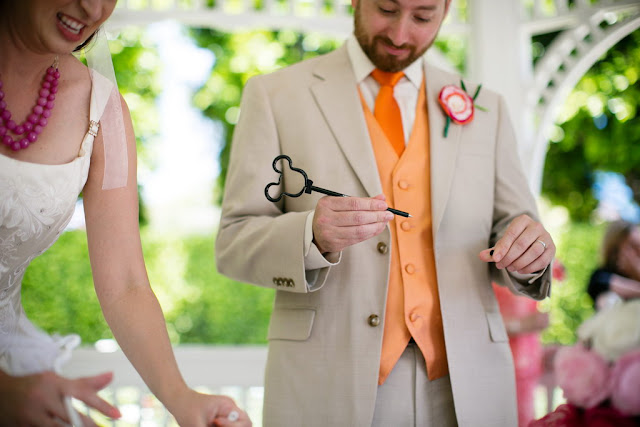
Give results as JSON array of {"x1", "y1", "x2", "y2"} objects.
[
  {"x1": 189, "y1": 29, "x2": 343, "y2": 203},
  {"x1": 541, "y1": 30, "x2": 640, "y2": 221},
  {"x1": 143, "y1": 233, "x2": 274, "y2": 344},
  {"x1": 22, "y1": 231, "x2": 274, "y2": 345},
  {"x1": 110, "y1": 28, "x2": 162, "y2": 225},
  {"x1": 21, "y1": 231, "x2": 111, "y2": 342},
  {"x1": 540, "y1": 221, "x2": 605, "y2": 345},
  {"x1": 108, "y1": 27, "x2": 162, "y2": 158}
]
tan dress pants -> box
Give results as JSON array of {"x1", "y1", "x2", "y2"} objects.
[{"x1": 372, "y1": 343, "x2": 458, "y2": 427}]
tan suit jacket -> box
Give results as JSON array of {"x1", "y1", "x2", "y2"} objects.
[{"x1": 216, "y1": 45, "x2": 551, "y2": 427}]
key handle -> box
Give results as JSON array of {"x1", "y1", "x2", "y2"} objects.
[
  {"x1": 264, "y1": 155, "x2": 310, "y2": 202},
  {"x1": 264, "y1": 155, "x2": 411, "y2": 217}
]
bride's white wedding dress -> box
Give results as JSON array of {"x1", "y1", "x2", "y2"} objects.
[{"x1": 0, "y1": 70, "x2": 114, "y2": 378}]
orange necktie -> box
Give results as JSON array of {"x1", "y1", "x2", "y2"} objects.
[{"x1": 371, "y1": 69, "x2": 405, "y2": 156}]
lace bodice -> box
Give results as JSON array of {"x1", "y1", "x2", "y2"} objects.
[{"x1": 0, "y1": 70, "x2": 113, "y2": 375}]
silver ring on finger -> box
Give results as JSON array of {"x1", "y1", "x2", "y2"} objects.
[
  {"x1": 536, "y1": 239, "x2": 547, "y2": 250},
  {"x1": 227, "y1": 410, "x2": 240, "y2": 422}
]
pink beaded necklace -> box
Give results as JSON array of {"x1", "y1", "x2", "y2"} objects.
[{"x1": 0, "y1": 56, "x2": 60, "y2": 151}]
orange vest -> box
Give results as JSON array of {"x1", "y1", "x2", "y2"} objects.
[{"x1": 360, "y1": 79, "x2": 448, "y2": 384}]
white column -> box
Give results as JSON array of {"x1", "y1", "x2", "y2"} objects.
[{"x1": 467, "y1": 0, "x2": 540, "y2": 194}]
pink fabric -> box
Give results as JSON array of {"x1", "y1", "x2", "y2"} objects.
[
  {"x1": 610, "y1": 349, "x2": 640, "y2": 415},
  {"x1": 529, "y1": 403, "x2": 638, "y2": 427},
  {"x1": 494, "y1": 284, "x2": 543, "y2": 427},
  {"x1": 554, "y1": 345, "x2": 612, "y2": 409},
  {"x1": 529, "y1": 404, "x2": 581, "y2": 427}
]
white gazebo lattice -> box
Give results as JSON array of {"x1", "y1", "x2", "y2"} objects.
[
  {"x1": 523, "y1": 0, "x2": 640, "y2": 193},
  {"x1": 109, "y1": 0, "x2": 640, "y2": 194}
]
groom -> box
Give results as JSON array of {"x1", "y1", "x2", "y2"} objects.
[{"x1": 216, "y1": 0, "x2": 554, "y2": 425}]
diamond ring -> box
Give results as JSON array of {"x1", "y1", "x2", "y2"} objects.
[{"x1": 227, "y1": 410, "x2": 240, "y2": 422}]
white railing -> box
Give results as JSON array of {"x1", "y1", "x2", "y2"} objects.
[
  {"x1": 525, "y1": 0, "x2": 640, "y2": 193},
  {"x1": 522, "y1": 0, "x2": 640, "y2": 34},
  {"x1": 109, "y1": 0, "x2": 468, "y2": 36},
  {"x1": 64, "y1": 344, "x2": 566, "y2": 426},
  {"x1": 109, "y1": 0, "x2": 640, "y2": 36},
  {"x1": 63, "y1": 345, "x2": 268, "y2": 426}
]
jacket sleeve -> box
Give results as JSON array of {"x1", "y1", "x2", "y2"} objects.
[
  {"x1": 490, "y1": 94, "x2": 551, "y2": 300},
  {"x1": 215, "y1": 76, "x2": 332, "y2": 293}
]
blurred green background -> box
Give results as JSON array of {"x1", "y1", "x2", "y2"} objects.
[{"x1": 22, "y1": 24, "x2": 640, "y2": 348}]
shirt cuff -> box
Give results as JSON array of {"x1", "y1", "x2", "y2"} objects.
[
  {"x1": 304, "y1": 211, "x2": 340, "y2": 269},
  {"x1": 511, "y1": 263, "x2": 549, "y2": 285}
]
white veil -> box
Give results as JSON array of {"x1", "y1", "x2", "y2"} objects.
[{"x1": 84, "y1": 26, "x2": 128, "y2": 190}]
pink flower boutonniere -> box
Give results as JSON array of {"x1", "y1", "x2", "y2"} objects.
[{"x1": 438, "y1": 80, "x2": 487, "y2": 137}]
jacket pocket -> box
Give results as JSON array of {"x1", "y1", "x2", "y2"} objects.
[
  {"x1": 485, "y1": 311, "x2": 508, "y2": 343},
  {"x1": 267, "y1": 308, "x2": 316, "y2": 341}
]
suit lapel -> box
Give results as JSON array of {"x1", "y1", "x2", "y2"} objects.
[
  {"x1": 310, "y1": 46, "x2": 383, "y2": 198},
  {"x1": 425, "y1": 61, "x2": 462, "y2": 238},
  {"x1": 307, "y1": 50, "x2": 463, "y2": 221}
]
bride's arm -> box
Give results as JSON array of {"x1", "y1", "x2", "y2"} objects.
[{"x1": 82, "y1": 94, "x2": 250, "y2": 427}]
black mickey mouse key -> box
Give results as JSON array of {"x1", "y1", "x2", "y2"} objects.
[{"x1": 264, "y1": 155, "x2": 411, "y2": 217}]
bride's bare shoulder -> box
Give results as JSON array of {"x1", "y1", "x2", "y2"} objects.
[{"x1": 59, "y1": 54, "x2": 94, "y2": 95}]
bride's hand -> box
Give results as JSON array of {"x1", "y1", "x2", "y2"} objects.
[
  {"x1": 168, "y1": 389, "x2": 252, "y2": 427},
  {"x1": 0, "y1": 370, "x2": 121, "y2": 426}
]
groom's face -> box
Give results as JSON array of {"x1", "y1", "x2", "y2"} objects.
[{"x1": 353, "y1": 0, "x2": 450, "y2": 72}]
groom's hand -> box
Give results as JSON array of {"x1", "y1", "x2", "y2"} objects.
[
  {"x1": 312, "y1": 194, "x2": 394, "y2": 254},
  {"x1": 478, "y1": 214, "x2": 555, "y2": 274}
]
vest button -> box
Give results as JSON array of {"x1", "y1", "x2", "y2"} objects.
[
  {"x1": 398, "y1": 180, "x2": 409, "y2": 190},
  {"x1": 405, "y1": 264, "x2": 416, "y2": 274},
  {"x1": 377, "y1": 242, "x2": 388, "y2": 254},
  {"x1": 368, "y1": 314, "x2": 380, "y2": 327},
  {"x1": 401, "y1": 221, "x2": 411, "y2": 231}
]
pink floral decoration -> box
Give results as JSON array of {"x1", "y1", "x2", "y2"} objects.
[
  {"x1": 554, "y1": 345, "x2": 612, "y2": 409},
  {"x1": 529, "y1": 403, "x2": 639, "y2": 427},
  {"x1": 583, "y1": 405, "x2": 639, "y2": 427},
  {"x1": 529, "y1": 403, "x2": 581, "y2": 426},
  {"x1": 438, "y1": 85, "x2": 474, "y2": 125},
  {"x1": 552, "y1": 259, "x2": 566, "y2": 281},
  {"x1": 610, "y1": 349, "x2": 640, "y2": 416},
  {"x1": 437, "y1": 81, "x2": 486, "y2": 138}
]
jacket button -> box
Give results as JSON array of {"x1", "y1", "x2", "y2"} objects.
[
  {"x1": 401, "y1": 221, "x2": 411, "y2": 231},
  {"x1": 368, "y1": 314, "x2": 380, "y2": 327},
  {"x1": 398, "y1": 180, "x2": 409, "y2": 190},
  {"x1": 405, "y1": 264, "x2": 416, "y2": 274},
  {"x1": 377, "y1": 242, "x2": 388, "y2": 254}
]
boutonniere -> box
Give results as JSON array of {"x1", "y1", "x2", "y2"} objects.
[{"x1": 438, "y1": 80, "x2": 487, "y2": 137}]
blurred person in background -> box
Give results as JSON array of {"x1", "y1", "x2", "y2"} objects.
[{"x1": 588, "y1": 220, "x2": 640, "y2": 310}]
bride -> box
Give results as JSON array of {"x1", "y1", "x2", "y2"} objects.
[{"x1": 0, "y1": 1, "x2": 250, "y2": 425}]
